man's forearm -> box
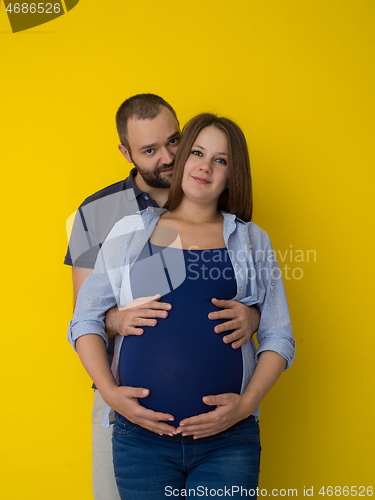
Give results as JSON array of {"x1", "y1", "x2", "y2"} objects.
[{"x1": 104, "y1": 307, "x2": 119, "y2": 339}]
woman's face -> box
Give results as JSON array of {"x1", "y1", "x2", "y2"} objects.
[{"x1": 181, "y1": 126, "x2": 229, "y2": 207}]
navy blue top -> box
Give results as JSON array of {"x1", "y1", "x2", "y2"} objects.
[{"x1": 119, "y1": 246, "x2": 243, "y2": 426}]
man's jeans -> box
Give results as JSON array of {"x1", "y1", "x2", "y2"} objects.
[
  {"x1": 92, "y1": 390, "x2": 120, "y2": 500},
  {"x1": 112, "y1": 413, "x2": 261, "y2": 499}
]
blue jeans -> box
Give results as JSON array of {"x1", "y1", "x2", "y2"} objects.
[{"x1": 112, "y1": 414, "x2": 261, "y2": 499}]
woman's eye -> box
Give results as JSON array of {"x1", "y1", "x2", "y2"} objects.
[
  {"x1": 216, "y1": 158, "x2": 227, "y2": 165},
  {"x1": 191, "y1": 150, "x2": 203, "y2": 157}
]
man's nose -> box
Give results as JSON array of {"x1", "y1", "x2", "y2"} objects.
[{"x1": 160, "y1": 147, "x2": 174, "y2": 165}]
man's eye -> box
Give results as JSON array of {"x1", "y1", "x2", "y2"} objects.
[
  {"x1": 170, "y1": 137, "x2": 180, "y2": 145},
  {"x1": 145, "y1": 149, "x2": 154, "y2": 155}
]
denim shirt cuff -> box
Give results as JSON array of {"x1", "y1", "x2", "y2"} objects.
[
  {"x1": 256, "y1": 337, "x2": 296, "y2": 370},
  {"x1": 68, "y1": 320, "x2": 108, "y2": 352}
]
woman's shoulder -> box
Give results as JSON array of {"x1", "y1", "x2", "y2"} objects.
[
  {"x1": 235, "y1": 218, "x2": 272, "y2": 248},
  {"x1": 109, "y1": 207, "x2": 167, "y2": 237}
]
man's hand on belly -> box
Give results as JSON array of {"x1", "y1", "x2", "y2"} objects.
[
  {"x1": 208, "y1": 299, "x2": 260, "y2": 348},
  {"x1": 105, "y1": 294, "x2": 172, "y2": 338},
  {"x1": 175, "y1": 393, "x2": 253, "y2": 439},
  {"x1": 104, "y1": 385, "x2": 178, "y2": 436}
]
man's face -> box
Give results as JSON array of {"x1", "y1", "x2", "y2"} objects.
[{"x1": 119, "y1": 106, "x2": 180, "y2": 189}]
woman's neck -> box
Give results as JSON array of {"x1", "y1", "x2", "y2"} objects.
[
  {"x1": 166, "y1": 198, "x2": 221, "y2": 224},
  {"x1": 156, "y1": 198, "x2": 225, "y2": 249}
]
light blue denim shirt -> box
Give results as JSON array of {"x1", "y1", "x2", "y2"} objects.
[{"x1": 69, "y1": 207, "x2": 295, "y2": 425}]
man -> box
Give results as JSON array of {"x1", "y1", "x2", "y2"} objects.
[{"x1": 65, "y1": 94, "x2": 260, "y2": 500}]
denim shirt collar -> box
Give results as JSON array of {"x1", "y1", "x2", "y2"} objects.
[{"x1": 138, "y1": 206, "x2": 242, "y2": 240}]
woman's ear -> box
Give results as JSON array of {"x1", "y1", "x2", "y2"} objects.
[{"x1": 118, "y1": 144, "x2": 132, "y2": 164}]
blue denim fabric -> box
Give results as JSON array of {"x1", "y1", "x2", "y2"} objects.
[{"x1": 112, "y1": 413, "x2": 261, "y2": 499}]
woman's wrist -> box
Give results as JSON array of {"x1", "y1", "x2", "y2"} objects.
[
  {"x1": 238, "y1": 392, "x2": 259, "y2": 419},
  {"x1": 99, "y1": 382, "x2": 120, "y2": 407}
]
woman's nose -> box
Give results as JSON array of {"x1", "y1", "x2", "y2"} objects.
[{"x1": 199, "y1": 159, "x2": 212, "y2": 172}]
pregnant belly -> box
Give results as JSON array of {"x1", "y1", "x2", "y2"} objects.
[{"x1": 118, "y1": 304, "x2": 243, "y2": 426}]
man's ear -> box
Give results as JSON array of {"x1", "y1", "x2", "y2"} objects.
[{"x1": 118, "y1": 144, "x2": 132, "y2": 164}]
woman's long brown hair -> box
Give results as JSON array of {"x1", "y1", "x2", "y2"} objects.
[{"x1": 167, "y1": 113, "x2": 252, "y2": 221}]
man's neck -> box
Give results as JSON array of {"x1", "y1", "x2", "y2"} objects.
[{"x1": 133, "y1": 172, "x2": 169, "y2": 208}]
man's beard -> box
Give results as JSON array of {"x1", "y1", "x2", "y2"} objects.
[{"x1": 132, "y1": 159, "x2": 173, "y2": 189}]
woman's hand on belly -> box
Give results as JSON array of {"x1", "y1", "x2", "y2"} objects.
[
  {"x1": 103, "y1": 385, "x2": 177, "y2": 435},
  {"x1": 175, "y1": 392, "x2": 254, "y2": 440}
]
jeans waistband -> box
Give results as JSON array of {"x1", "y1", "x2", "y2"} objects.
[{"x1": 115, "y1": 412, "x2": 257, "y2": 442}]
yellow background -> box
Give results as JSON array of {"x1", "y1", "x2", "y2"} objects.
[{"x1": 1, "y1": 0, "x2": 374, "y2": 498}]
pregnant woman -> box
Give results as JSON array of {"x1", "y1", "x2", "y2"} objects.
[{"x1": 69, "y1": 113, "x2": 295, "y2": 499}]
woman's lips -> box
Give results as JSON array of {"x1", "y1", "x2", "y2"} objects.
[{"x1": 192, "y1": 176, "x2": 211, "y2": 184}]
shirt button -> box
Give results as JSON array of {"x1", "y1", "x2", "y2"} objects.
[
  {"x1": 239, "y1": 287, "x2": 243, "y2": 291},
  {"x1": 144, "y1": 195, "x2": 149, "y2": 200}
]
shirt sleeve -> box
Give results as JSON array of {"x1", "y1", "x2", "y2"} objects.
[
  {"x1": 67, "y1": 267, "x2": 117, "y2": 351},
  {"x1": 251, "y1": 229, "x2": 295, "y2": 369},
  {"x1": 65, "y1": 202, "x2": 107, "y2": 269},
  {"x1": 65, "y1": 187, "x2": 142, "y2": 268},
  {"x1": 67, "y1": 212, "x2": 147, "y2": 350},
  {"x1": 67, "y1": 220, "x2": 128, "y2": 350}
]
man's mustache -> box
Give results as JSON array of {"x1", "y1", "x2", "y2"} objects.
[{"x1": 158, "y1": 163, "x2": 174, "y2": 172}]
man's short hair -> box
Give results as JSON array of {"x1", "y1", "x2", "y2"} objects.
[{"x1": 116, "y1": 94, "x2": 178, "y2": 150}]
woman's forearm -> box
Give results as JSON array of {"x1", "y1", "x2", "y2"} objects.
[
  {"x1": 241, "y1": 350, "x2": 287, "y2": 411},
  {"x1": 75, "y1": 334, "x2": 118, "y2": 397}
]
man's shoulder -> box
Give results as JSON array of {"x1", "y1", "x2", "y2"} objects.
[
  {"x1": 110, "y1": 207, "x2": 167, "y2": 234},
  {"x1": 79, "y1": 178, "x2": 130, "y2": 208}
]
